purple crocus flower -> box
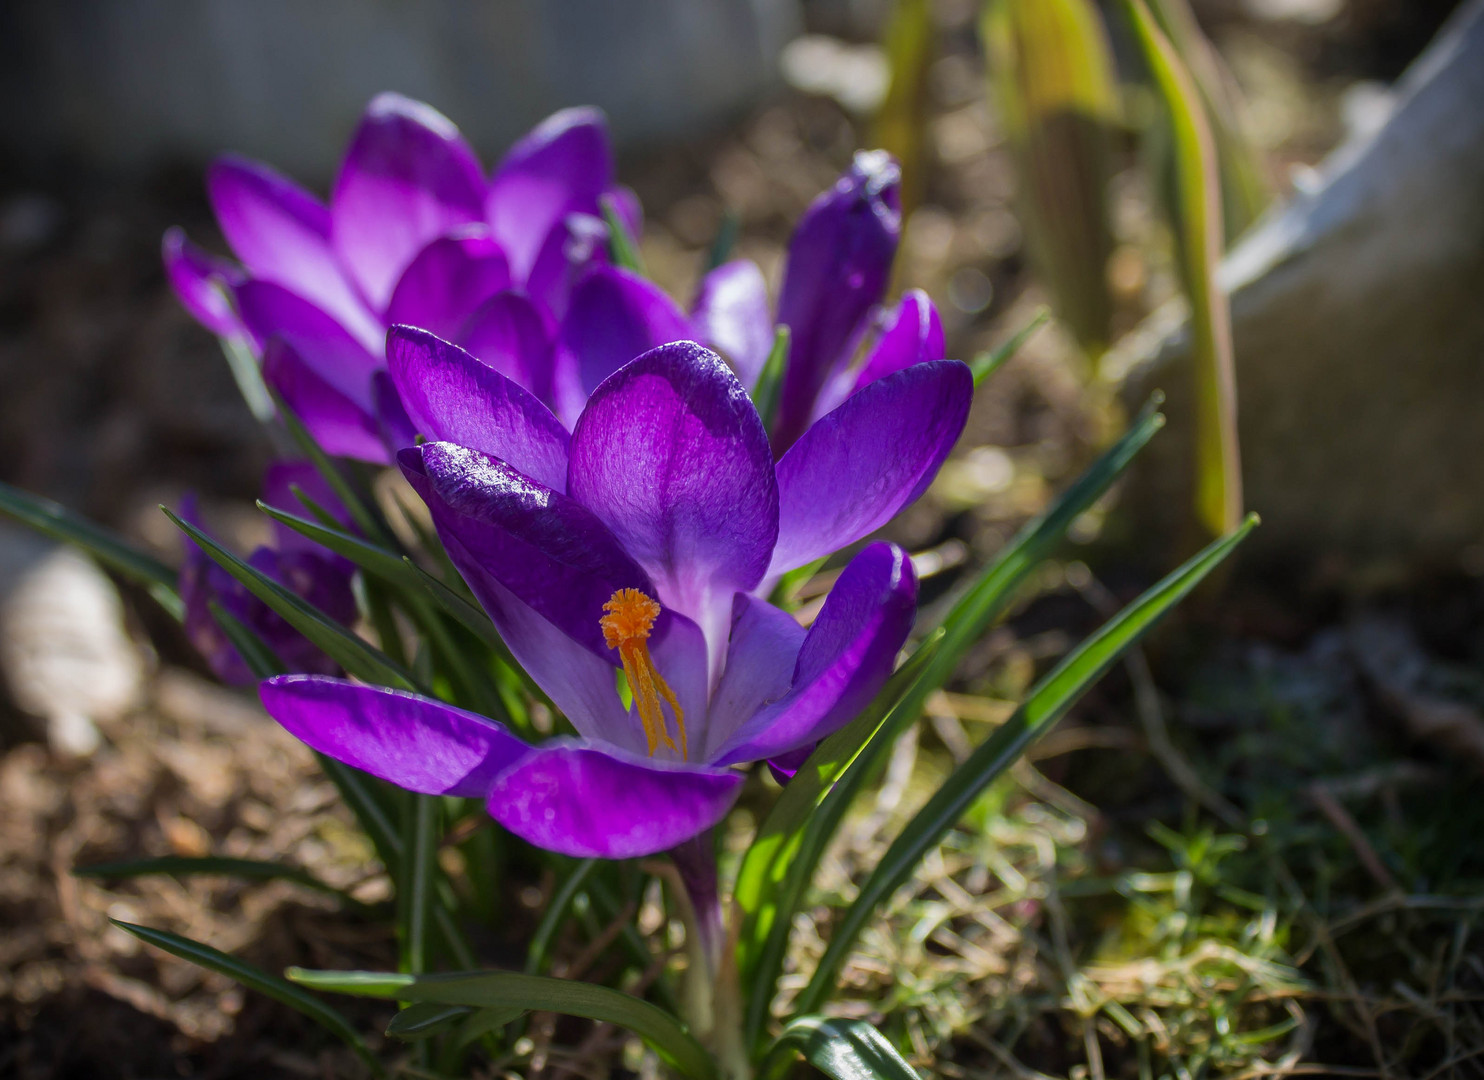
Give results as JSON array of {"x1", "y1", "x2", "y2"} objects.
[
  {"x1": 688, "y1": 151, "x2": 940, "y2": 455},
  {"x1": 463, "y1": 151, "x2": 924, "y2": 447},
  {"x1": 258, "y1": 335, "x2": 973, "y2": 858},
  {"x1": 165, "y1": 94, "x2": 634, "y2": 463},
  {"x1": 180, "y1": 462, "x2": 357, "y2": 685}
]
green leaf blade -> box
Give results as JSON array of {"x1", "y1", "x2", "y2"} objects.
[
  {"x1": 114, "y1": 920, "x2": 383, "y2": 1076},
  {"x1": 971, "y1": 306, "x2": 1050, "y2": 387},
  {"x1": 384, "y1": 1001, "x2": 474, "y2": 1040},
  {"x1": 0, "y1": 480, "x2": 183, "y2": 618},
  {"x1": 766, "y1": 1016, "x2": 920, "y2": 1080},
  {"x1": 792, "y1": 512, "x2": 1259, "y2": 1014},
  {"x1": 1124, "y1": 0, "x2": 1242, "y2": 535},
  {"x1": 736, "y1": 399, "x2": 1165, "y2": 1048},
  {"x1": 77, "y1": 855, "x2": 343, "y2": 900},
  {"x1": 601, "y1": 194, "x2": 645, "y2": 274},
  {"x1": 290, "y1": 968, "x2": 716, "y2": 1080}
]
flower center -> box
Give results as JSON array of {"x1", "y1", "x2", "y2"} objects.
[{"x1": 601, "y1": 588, "x2": 687, "y2": 759}]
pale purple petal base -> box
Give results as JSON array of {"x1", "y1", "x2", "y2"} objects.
[
  {"x1": 691, "y1": 260, "x2": 773, "y2": 390},
  {"x1": 713, "y1": 542, "x2": 916, "y2": 766}
]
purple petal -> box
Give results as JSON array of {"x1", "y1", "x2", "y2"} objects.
[
  {"x1": 646, "y1": 605, "x2": 712, "y2": 763},
  {"x1": 441, "y1": 545, "x2": 644, "y2": 754},
  {"x1": 331, "y1": 93, "x2": 486, "y2": 312},
  {"x1": 178, "y1": 499, "x2": 351, "y2": 684},
  {"x1": 260, "y1": 675, "x2": 529, "y2": 798},
  {"x1": 162, "y1": 228, "x2": 245, "y2": 339},
  {"x1": 773, "y1": 151, "x2": 902, "y2": 451},
  {"x1": 486, "y1": 107, "x2": 612, "y2": 282},
  {"x1": 234, "y1": 280, "x2": 382, "y2": 409},
  {"x1": 267, "y1": 548, "x2": 359, "y2": 640},
  {"x1": 387, "y1": 326, "x2": 570, "y2": 492},
  {"x1": 486, "y1": 740, "x2": 741, "y2": 858},
  {"x1": 457, "y1": 290, "x2": 557, "y2": 407},
  {"x1": 769, "y1": 360, "x2": 972, "y2": 575},
  {"x1": 524, "y1": 212, "x2": 611, "y2": 326},
  {"x1": 814, "y1": 289, "x2": 943, "y2": 418},
  {"x1": 372, "y1": 369, "x2": 419, "y2": 454},
  {"x1": 854, "y1": 289, "x2": 943, "y2": 389},
  {"x1": 568, "y1": 342, "x2": 779, "y2": 672},
  {"x1": 383, "y1": 227, "x2": 511, "y2": 342},
  {"x1": 691, "y1": 260, "x2": 773, "y2": 391},
  {"x1": 712, "y1": 542, "x2": 916, "y2": 766},
  {"x1": 178, "y1": 495, "x2": 254, "y2": 685},
  {"x1": 262, "y1": 338, "x2": 388, "y2": 464},
  {"x1": 206, "y1": 155, "x2": 381, "y2": 351},
  {"x1": 700, "y1": 595, "x2": 805, "y2": 762},
  {"x1": 399, "y1": 441, "x2": 652, "y2": 659},
  {"x1": 557, "y1": 266, "x2": 690, "y2": 402},
  {"x1": 768, "y1": 743, "x2": 815, "y2": 785}
]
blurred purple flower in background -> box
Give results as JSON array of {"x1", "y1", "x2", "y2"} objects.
[
  {"x1": 259, "y1": 336, "x2": 974, "y2": 857},
  {"x1": 179, "y1": 461, "x2": 357, "y2": 684},
  {"x1": 688, "y1": 150, "x2": 944, "y2": 453},
  {"x1": 164, "y1": 94, "x2": 635, "y2": 463}
]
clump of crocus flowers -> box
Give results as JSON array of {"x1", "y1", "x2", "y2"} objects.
[
  {"x1": 115, "y1": 91, "x2": 1250, "y2": 1079},
  {"x1": 165, "y1": 96, "x2": 972, "y2": 809}
]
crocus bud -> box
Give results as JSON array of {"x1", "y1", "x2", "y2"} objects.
[{"x1": 772, "y1": 150, "x2": 902, "y2": 452}]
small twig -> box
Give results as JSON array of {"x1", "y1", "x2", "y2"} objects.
[{"x1": 1305, "y1": 784, "x2": 1402, "y2": 895}]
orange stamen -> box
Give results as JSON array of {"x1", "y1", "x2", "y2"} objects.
[{"x1": 601, "y1": 588, "x2": 688, "y2": 759}]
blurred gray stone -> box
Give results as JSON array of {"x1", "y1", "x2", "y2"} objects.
[
  {"x1": 0, "y1": 0, "x2": 800, "y2": 180},
  {"x1": 1114, "y1": 0, "x2": 1484, "y2": 573},
  {"x1": 0, "y1": 527, "x2": 144, "y2": 755}
]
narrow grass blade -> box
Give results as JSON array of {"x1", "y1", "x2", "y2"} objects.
[
  {"x1": 289, "y1": 968, "x2": 716, "y2": 1080},
  {"x1": 209, "y1": 601, "x2": 476, "y2": 970},
  {"x1": 452, "y1": 1004, "x2": 527, "y2": 1049},
  {"x1": 260, "y1": 502, "x2": 414, "y2": 587},
  {"x1": 706, "y1": 208, "x2": 741, "y2": 272},
  {"x1": 0, "y1": 480, "x2": 183, "y2": 619},
  {"x1": 735, "y1": 639, "x2": 940, "y2": 1046},
  {"x1": 526, "y1": 859, "x2": 598, "y2": 974},
  {"x1": 77, "y1": 856, "x2": 347, "y2": 902},
  {"x1": 736, "y1": 400, "x2": 1165, "y2": 1047},
  {"x1": 981, "y1": 0, "x2": 1119, "y2": 357},
  {"x1": 601, "y1": 194, "x2": 645, "y2": 274},
  {"x1": 751, "y1": 326, "x2": 790, "y2": 433},
  {"x1": 765, "y1": 1016, "x2": 920, "y2": 1080},
  {"x1": 870, "y1": 0, "x2": 935, "y2": 217},
  {"x1": 971, "y1": 307, "x2": 1050, "y2": 387},
  {"x1": 1123, "y1": 0, "x2": 1242, "y2": 536},
  {"x1": 400, "y1": 555, "x2": 546, "y2": 713},
  {"x1": 402, "y1": 557, "x2": 503, "y2": 653},
  {"x1": 265, "y1": 498, "x2": 513, "y2": 719},
  {"x1": 792, "y1": 513, "x2": 1259, "y2": 1014},
  {"x1": 165, "y1": 507, "x2": 418, "y2": 691},
  {"x1": 115, "y1": 920, "x2": 383, "y2": 1076},
  {"x1": 218, "y1": 334, "x2": 277, "y2": 423},
  {"x1": 1148, "y1": 0, "x2": 1270, "y2": 240},
  {"x1": 399, "y1": 793, "x2": 439, "y2": 974},
  {"x1": 384, "y1": 1002, "x2": 473, "y2": 1040}
]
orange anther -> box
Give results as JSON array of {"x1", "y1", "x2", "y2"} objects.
[{"x1": 601, "y1": 588, "x2": 687, "y2": 759}]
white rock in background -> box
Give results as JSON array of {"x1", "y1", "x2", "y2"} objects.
[
  {"x1": 0, "y1": 526, "x2": 144, "y2": 755},
  {"x1": 0, "y1": 0, "x2": 800, "y2": 181},
  {"x1": 1115, "y1": 0, "x2": 1484, "y2": 572}
]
